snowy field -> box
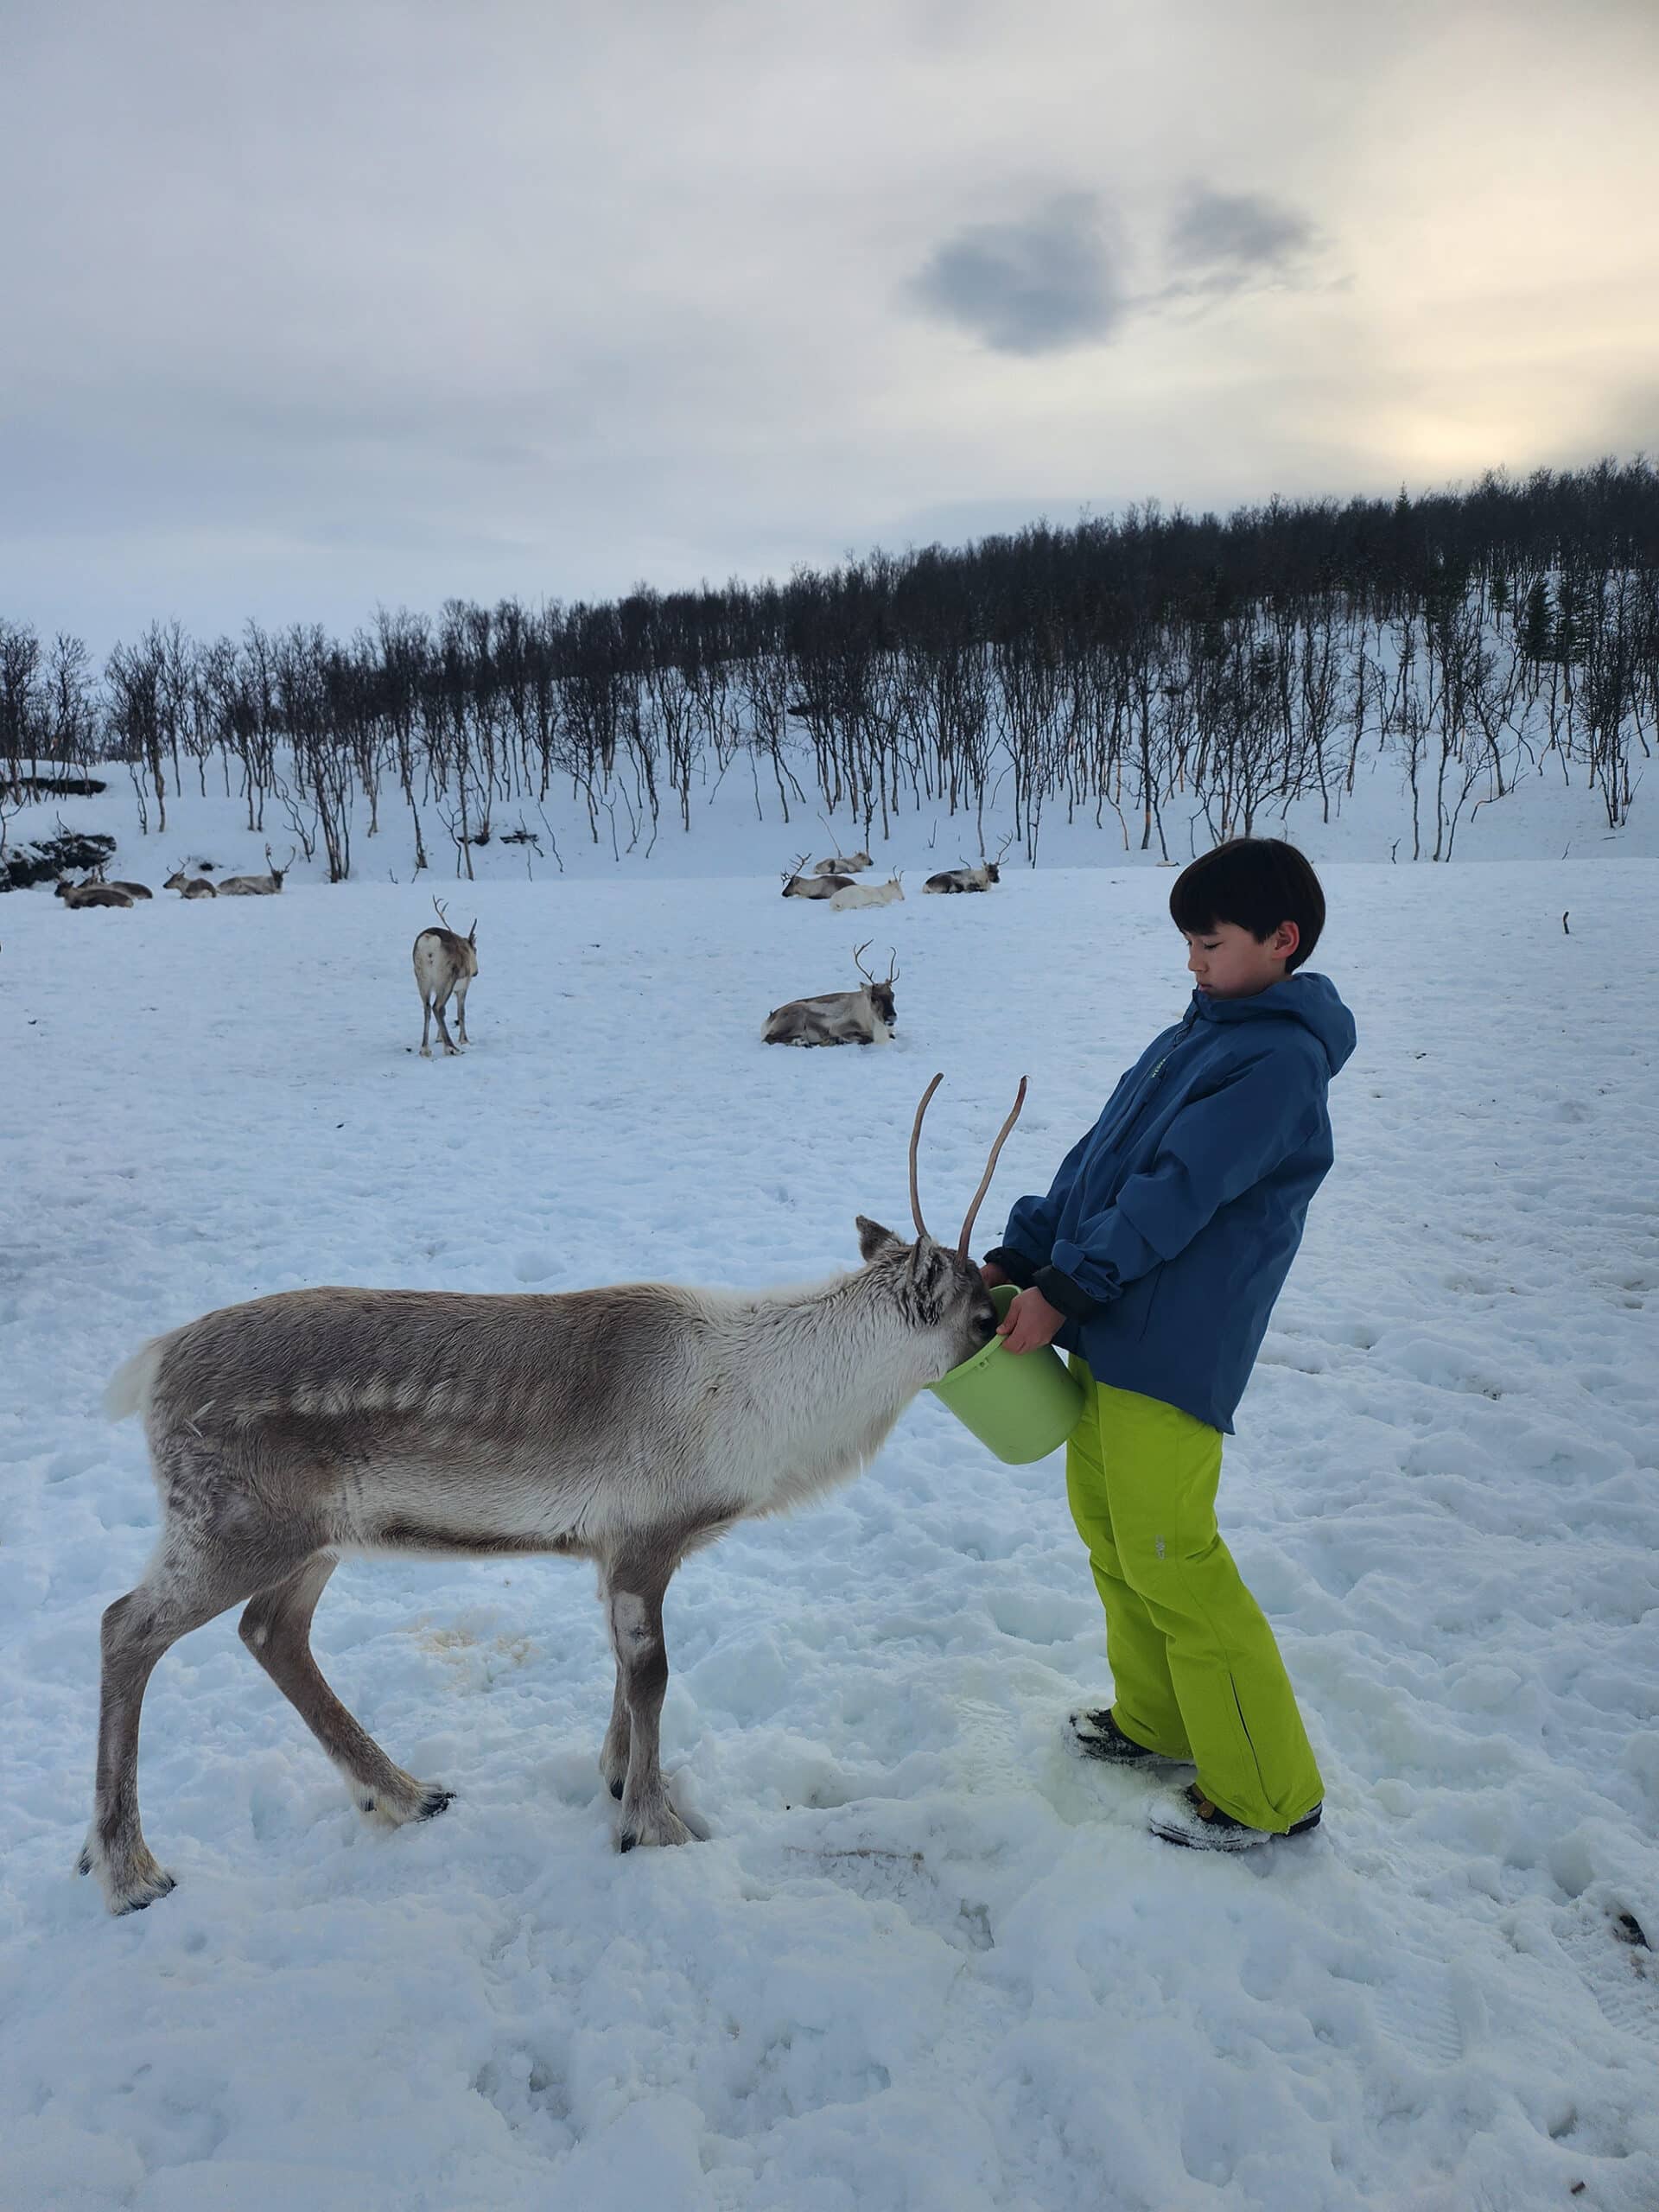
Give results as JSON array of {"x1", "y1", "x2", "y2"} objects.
[{"x1": 2, "y1": 775, "x2": 1657, "y2": 2212}]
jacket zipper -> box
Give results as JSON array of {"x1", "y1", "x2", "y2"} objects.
[{"x1": 1115, "y1": 1005, "x2": 1200, "y2": 1148}]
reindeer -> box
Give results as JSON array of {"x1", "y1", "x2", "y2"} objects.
[
  {"x1": 810, "y1": 813, "x2": 873, "y2": 874},
  {"x1": 829, "y1": 871, "x2": 903, "y2": 912},
  {"x1": 218, "y1": 844, "x2": 296, "y2": 896},
  {"x1": 780, "y1": 851, "x2": 852, "y2": 899},
  {"x1": 763, "y1": 944, "x2": 899, "y2": 1047},
  {"x1": 924, "y1": 835, "x2": 1014, "y2": 894},
  {"x1": 413, "y1": 899, "x2": 478, "y2": 1057},
  {"x1": 55, "y1": 877, "x2": 135, "y2": 910},
  {"x1": 89, "y1": 866, "x2": 153, "y2": 899},
  {"x1": 84, "y1": 1077, "x2": 1026, "y2": 1913},
  {"x1": 164, "y1": 868, "x2": 217, "y2": 899}
]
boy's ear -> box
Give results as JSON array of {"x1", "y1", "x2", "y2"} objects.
[{"x1": 856, "y1": 1215, "x2": 902, "y2": 1261}]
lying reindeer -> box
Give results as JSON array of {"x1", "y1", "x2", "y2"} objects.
[
  {"x1": 90, "y1": 868, "x2": 153, "y2": 900},
  {"x1": 55, "y1": 877, "x2": 135, "y2": 910},
  {"x1": 86, "y1": 1076, "x2": 1026, "y2": 1913},
  {"x1": 924, "y1": 836, "x2": 1014, "y2": 895},
  {"x1": 164, "y1": 868, "x2": 217, "y2": 899},
  {"x1": 829, "y1": 871, "x2": 903, "y2": 912},
  {"x1": 780, "y1": 850, "x2": 852, "y2": 899},
  {"x1": 218, "y1": 844, "x2": 296, "y2": 896},
  {"x1": 813, "y1": 850, "x2": 872, "y2": 874},
  {"x1": 413, "y1": 899, "x2": 478, "y2": 1056},
  {"x1": 763, "y1": 943, "x2": 898, "y2": 1046}
]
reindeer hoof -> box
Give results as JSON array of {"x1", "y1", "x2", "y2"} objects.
[
  {"x1": 614, "y1": 1796, "x2": 704, "y2": 1851},
  {"x1": 357, "y1": 1775, "x2": 452, "y2": 1827},
  {"x1": 87, "y1": 1844, "x2": 177, "y2": 1915},
  {"x1": 419, "y1": 1046, "x2": 432, "y2": 1058},
  {"x1": 116, "y1": 1871, "x2": 176, "y2": 1915}
]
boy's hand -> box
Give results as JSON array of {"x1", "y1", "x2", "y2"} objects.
[
  {"x1": 996, "y1": 1286, "x2": 1065, "y2": 1355},
  {"x1": 979, "y1": 1260, "x2": 1008, "y2": 1288}
]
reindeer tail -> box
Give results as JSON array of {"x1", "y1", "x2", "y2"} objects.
[{"x1": 103, "y1": 1338, "x2": 167, "y2": 1423}]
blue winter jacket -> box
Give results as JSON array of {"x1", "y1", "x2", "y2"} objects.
[{"x1": 988, "y1": 973, "x2": 1357, "y2": 1433}]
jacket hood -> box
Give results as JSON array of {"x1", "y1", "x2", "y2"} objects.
[{"x1": 1191, "y1": 970, "x2": 1356, "y2": 1076}]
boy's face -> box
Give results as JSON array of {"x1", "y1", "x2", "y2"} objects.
[{"x1": 1183, "y1": 919, "x2": 1299, "y2": 999}]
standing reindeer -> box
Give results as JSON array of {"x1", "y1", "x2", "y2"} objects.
[
  {"x1": 924, "y1": 836, "x2": 1014, "y2": 894},
  {"x1": 164, "y1": 868, "x2": 217, "y2": 899},
  {"x1": 218, "y1": 845, "x2": 296, "y2": 896},
  {"x1": 780, "y1": 851, "x2": 852, "y2": 899},
  {"x1": 85, "y1": 1077, "x2": 1026, "y2": 1913},
  {"x1": 413, "y1": 899, "x2": 478, "y2": 1056}
]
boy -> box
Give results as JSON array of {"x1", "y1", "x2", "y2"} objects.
[{"x1": 983, "y1": 838, "x2": 1354, "y2": 1851}]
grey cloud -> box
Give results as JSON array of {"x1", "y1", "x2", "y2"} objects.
[
  {"x1": 1594, "y1": 384, "x2": 1659, "y2": 466},
  {"x1": 1165, "y1": 188, "x2": 1317, "y2": 296},
  {"x1": 908, "y1": 194, "x2": 1126, "y2": 354}
]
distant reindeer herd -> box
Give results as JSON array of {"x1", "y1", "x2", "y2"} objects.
[
  {"x1": 32, "y1": 820, "x2": 1014, "y2": 1063},
  {"x1": 50, "y1": 847, "x2": 297, "y2": 908}
]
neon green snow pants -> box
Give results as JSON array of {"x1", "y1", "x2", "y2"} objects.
[{"x1": 1065, "y1": 1357, "x2": 1324, "y2": 1832}]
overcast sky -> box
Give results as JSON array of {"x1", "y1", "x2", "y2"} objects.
[{"x1": 4, "y1": 0, "x2": 1656, "y2": 646}]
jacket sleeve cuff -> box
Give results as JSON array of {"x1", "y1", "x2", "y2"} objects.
[
  {"x1": 983, "y1": 1245, "x2": 1039, "y2": 1288},
  {"x1": 1033, "y1": 1264, "x2": 1103, "y2": 1323},
  {"x1": 1052, "y1": 1224, "x2": 1159, "y2": 1295}
]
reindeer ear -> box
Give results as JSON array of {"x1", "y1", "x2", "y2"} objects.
[
  {"x1": 906, "y1": 1234, "x2": 952, "y2": 1308},
  {"x1": 855, "y1": 1216, "x2": 901, "y2": 1261}
]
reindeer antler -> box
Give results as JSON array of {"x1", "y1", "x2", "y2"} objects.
[
  {"x1": 432, "y1": 896, "x2": 451, "y2": 928},
  {"x1": 957, "y1": 1077, "x2": 1027, "y2": 1259},
  {"x1": 853, "y1": 940, "x2": 875, "y2": 983},
  {"x1": 883, "y1": 946, "x2": 899, "y2": 985},
  {"x1": 907, "y1": 1074, "x2": 1028, "y2": 1255},
  {"x1": 908, "y1": 1075, "x2": 944, "y2": 1239}
]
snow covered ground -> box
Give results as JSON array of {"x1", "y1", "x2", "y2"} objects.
[{"x1": 2, "y1": 771, "x2": 1656, "y2": 2211}]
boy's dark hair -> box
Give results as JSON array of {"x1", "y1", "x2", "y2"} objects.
[{"x1": 1169, "y1": 839, "x2": 1325, "y2": 971}]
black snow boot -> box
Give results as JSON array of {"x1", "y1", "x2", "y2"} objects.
[{"x1": 1064, "y1": 1707, "x2": 1191, "y2": 1766}]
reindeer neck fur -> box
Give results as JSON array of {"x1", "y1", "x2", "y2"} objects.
[
  {"x1": 849, "y1": 984, "x2": 893, "y2": 1044},
  {"x1": 709, "y1": 1258, "x2": 943, "y2": 1516}
]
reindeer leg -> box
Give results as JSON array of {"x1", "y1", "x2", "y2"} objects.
[
  {"x1": 420, "y1": 992, "x2": 434, "y2": 1058},
  {"x1": 435, "y1": 992, "x2": 460, "y2": 1057},
  {"x1": 599, "y1": 1658, "x2": 632, "y2": 1802},
  {"x1": 604, "y1": 1551, "x2": 707, "y2": 1850},
  {"x1": 453, "y1": 979, "x2": 469, "y2": 1048},
  {"x1": 239, "y1": 1554, "x2": 451, "y2": 1827},
  {"x1": 80, "y1": 1531, "x2": 315, "y2": 1914}
]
